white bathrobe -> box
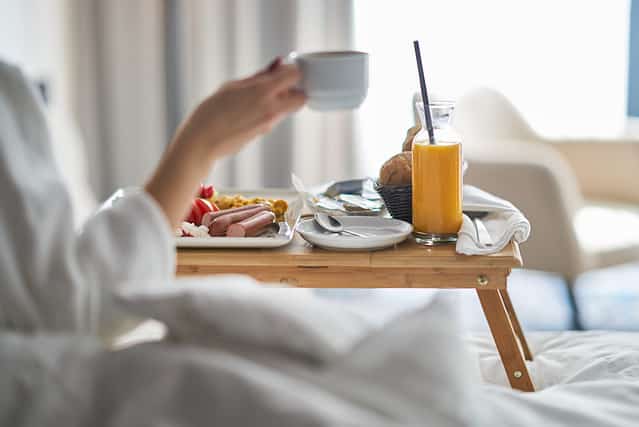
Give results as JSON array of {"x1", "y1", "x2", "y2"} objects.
[{"x1": 0, "y1": 61, "x2": 175, "y2": 337}]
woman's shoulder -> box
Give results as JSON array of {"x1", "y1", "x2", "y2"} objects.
[
  {"x1": 0, "y1": 59, "x2": 43, "y2": 116},
  {"x1": 0, "y1": 59, "x2": 32, "y2": 92},
  {"x1": 0, "y1": 58, "x2": 23, "y2": 78}
]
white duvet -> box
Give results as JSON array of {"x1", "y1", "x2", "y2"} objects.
[{"x1": 2, "y1": 284, "x2": 639, "y2": 427}]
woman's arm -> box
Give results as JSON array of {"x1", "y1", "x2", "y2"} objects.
[
  {"x1": 145, "y1": 61, "x2": 305, "y2": 227},
  {"x1": 0, "y1": 59, "x2": 303, "y2": 337}
]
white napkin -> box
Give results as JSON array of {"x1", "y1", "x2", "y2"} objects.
[{"x1": 456, "y1": 185, "x2": 530, "y2": 255}]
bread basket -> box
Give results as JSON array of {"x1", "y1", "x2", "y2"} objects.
[{"x1": 374, "y1": 182, "x2": 412, "y2": 223}]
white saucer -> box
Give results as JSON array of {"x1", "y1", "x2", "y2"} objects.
[{"x1": 296, "y1": 216, "x2": 413, "y2": 251}]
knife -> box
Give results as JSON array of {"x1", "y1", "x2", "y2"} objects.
[{"x1": 464, "y1": 211, "x2": 493, "y2": 247}]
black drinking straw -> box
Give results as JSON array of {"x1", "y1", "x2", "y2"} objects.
[{"x1": 413, "y1": 40, "x2": 436, "y2": 145}]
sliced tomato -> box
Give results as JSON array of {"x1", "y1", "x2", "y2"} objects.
[
  {"x1": 188, "y1": 198, "x2": 214, "y2": 225},
  {"x1": 199, "y1": 184, "x2": 215, "y2": 199},
  {"x1": 184, "y1": 195, "x2": 219, "y2": 225},
  {"x1": 185, "y1": 210, "x2": 196, "y2": 224}
]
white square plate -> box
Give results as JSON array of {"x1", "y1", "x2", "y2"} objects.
[{"x1": 176, "y1": 188, "x2": 303, "y2": 248}]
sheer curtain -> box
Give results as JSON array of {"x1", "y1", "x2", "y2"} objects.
[
  {"x1": 60, "y1": 0, "x2": 356, "y2": 198},
  {"x1": 60, "y1": 0, "x2": 168, "y2": 198},
  {"x1": 175, "y1": 0, "x2": 357, "y2": 188}
]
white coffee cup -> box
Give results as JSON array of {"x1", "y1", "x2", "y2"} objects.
[{"x1": 287, "y1": 51, "x2": 369, "y2": 111}]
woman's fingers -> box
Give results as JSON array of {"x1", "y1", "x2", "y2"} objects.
[
  {"x1": 267, "y1": 57, "x2": 282, "y2": 73},
  {"x1": 256, "y1": 89, "x2": 307, "y2": 133},
  {"x1": 250, "y1": 65, "x2": 303, "y2": 124},
  {"x1": 235, "y1": 57, "x2": 282, "y2": 86},
  {"x1": 261, "y1": 64, "x2": 302, "y2": 95},
  {"x1": 253, "y1": 57, "x2": 282, "y2": 78},
  {"x1": 278, "y1": 89, "x2": 307, "y2": 113}
]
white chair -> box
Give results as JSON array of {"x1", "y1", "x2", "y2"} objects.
[{"x1": 415, "y1": 89, "x2": 639, "y2": 280}]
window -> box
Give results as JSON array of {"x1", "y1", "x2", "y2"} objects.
[{"x1": 354, "y1": 0, "x2": 630, "y2": 176}]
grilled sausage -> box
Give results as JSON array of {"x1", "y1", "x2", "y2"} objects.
[
  {"x1": 208, "y1": 206, "x2": 269, "y2": 236},
  {"x1": 201, "y1": 204, "x2": 267, "y2": 228},
  {"x1": 226, "y1": 211, "x2": 276, "y2": 237}
]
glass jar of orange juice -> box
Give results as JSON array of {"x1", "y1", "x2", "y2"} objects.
[{"x1": 412, "y1": 101, "x2": 462, "y2": 245}]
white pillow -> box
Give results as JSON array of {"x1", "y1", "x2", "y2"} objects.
[
  {"x1": 325, "y1": 294, "x2": 477, "y2": 425},
  {"x1": 116, "y1": 275, "x2": 372, "y2": 364}
]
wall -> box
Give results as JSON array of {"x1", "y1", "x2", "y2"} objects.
[
  {"x1": 0, "y1": 0, "x2": 43, "y2": 71},
  {"x1": 0, "y1": 0, "x2": 67, "y2": 98}
]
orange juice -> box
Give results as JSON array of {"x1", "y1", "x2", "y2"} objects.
[{"x1": 412, "y1": 141, "x2": 462, "y2": 243}]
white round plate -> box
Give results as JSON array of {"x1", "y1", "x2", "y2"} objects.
[{"x1": 296, "y1": 217, "x2": 413, "y2": 251}]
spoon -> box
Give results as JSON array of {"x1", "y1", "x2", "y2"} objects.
[
  {"x1": 465, "y1": 211, "x2": 493, "y2": 247},
  {"x1": 314, "y1": 212, "x2": 368, "y2": 238}
]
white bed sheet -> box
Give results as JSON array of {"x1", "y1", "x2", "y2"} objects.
[
  {"x1": 470, "y1": 331, "x2": 639, "y2": 389},
  {"x1": 472, "y1": 331, "x2": 639, "y2": 427}
]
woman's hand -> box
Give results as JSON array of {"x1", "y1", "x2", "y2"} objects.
[
  {"x1": 145, "y1": 59, "x2": 306, "y2": 228},
  {"x1": 176, "y1": 61, "x2": 305, "y2": 159}
]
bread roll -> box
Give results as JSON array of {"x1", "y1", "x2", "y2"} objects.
[
  {"x1": 379, "y1": 152, "x2": 412, "y2": 185},
  {"x1": 402, "y1": 125, "x2": 421, "y2": 152}
]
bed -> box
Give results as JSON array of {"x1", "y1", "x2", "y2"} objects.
[{"x1": 2, "y1": 277, "x2": 638, "y2": 426}]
